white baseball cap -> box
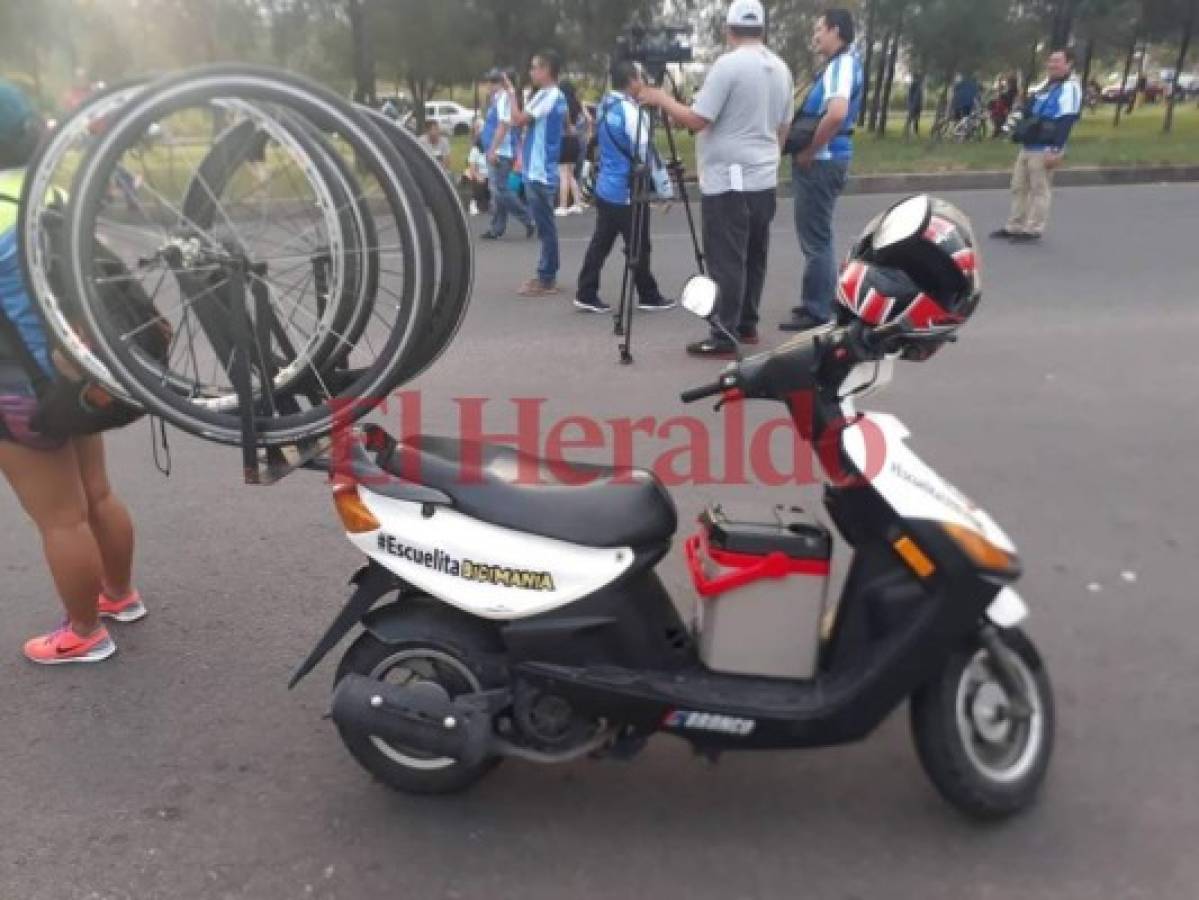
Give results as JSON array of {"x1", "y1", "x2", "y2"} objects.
[{"x1": 726, "y1": 0, "x2": 765, "y2": 27}]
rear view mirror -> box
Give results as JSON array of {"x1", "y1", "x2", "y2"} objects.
[
  {"x1": 875, "y1": 195, "x2": 932, "y2": 250},
  {"x1": 681, "y1": 275, "x2": 719, "y2": 320}
]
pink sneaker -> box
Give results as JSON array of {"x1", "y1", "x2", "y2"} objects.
[
  {"x1": 98, "y1": 589, "x2": 147, "y2": 623},
  {"x1": 24, "y1": 622, "x2": 116, "y2": 665}
]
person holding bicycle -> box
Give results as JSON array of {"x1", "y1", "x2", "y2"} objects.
[{"x1": 0, "y1": 81, "x2": 145, "y2": 665}]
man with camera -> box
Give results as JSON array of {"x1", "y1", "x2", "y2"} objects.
[
  {"x1": 641, "y1": 0, "x2": 793, "y2": 358},
  {"x1": 574, "y1": 61, "x2": 674, "y2": 315},
  {"x1": 480, "y1": 68, "x2": 534, "y2": 242},
  {"x1": 991, "y1": 48, "x2": 1081, "y2": 243},
  {"x1": 778, "y1": 8, "x2": 863, "y2": 333}
]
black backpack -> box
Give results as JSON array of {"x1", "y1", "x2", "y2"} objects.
[{"x1": 0, "y1": 193, "x2": 172, "y2": 439}]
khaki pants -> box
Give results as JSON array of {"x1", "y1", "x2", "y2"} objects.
[{"x1": 1006, "y1": 149, "x2": 1055, "y2": 236}]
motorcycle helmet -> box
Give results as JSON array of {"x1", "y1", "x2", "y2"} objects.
[{"x1": 837, "y1": 195, "x2": 981, "y2": 356}]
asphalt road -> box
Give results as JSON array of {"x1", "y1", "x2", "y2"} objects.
[{"x1": 3, "y1": 184, "x2": 1198, "y2": 900}]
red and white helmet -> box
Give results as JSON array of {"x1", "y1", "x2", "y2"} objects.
[{"x1": 837, "y1": 196, "x2": 981, "y2": 346}]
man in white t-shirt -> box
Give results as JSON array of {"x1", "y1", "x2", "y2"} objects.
[
  {"x1": 418, "y1": 120, "x2": 452, "y2": 171},
  {"x1": 641, "y1": 0, "x2": 793, "y2": 358}
]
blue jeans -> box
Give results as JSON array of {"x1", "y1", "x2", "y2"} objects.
[
  {"x1": 526, "y1": 181, "x2": 559, "y2": 285},
  {"x1": 487, "y1": 156, "x2": 531, "y2": 236},
  {"x1": 792, "y1": 159, "x2": 849, "y2": 321}
]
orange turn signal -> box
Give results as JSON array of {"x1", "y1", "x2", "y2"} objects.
[
  {"x1": 940, "y1": 523, "x2": 1016, "y2": 573},
  {"x1": 893, "y1": 535, "x2": 936, "y2": 578},
  {"x1": 332, "y1": 481, "x2": 381, "y2": 534}
]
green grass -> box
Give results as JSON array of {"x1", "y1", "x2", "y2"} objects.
[
  {"x1": 448, "y1": 102, "x2": 1199, "y2": 179},
  {"x1": 78, "y1": 102, "x2": 1198, "y2": 209}
]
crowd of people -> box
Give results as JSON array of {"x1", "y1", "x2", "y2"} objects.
[{"x1": 459, "y1": 0, "x2": 1082, "y2": 356}]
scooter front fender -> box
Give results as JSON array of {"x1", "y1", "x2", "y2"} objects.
[
  {"x1": 288, "y1": 562, "x2": 401, "y2": 688},
  {"x1": 986, "y1": 586, "x2": 1029, "y2": 629}
]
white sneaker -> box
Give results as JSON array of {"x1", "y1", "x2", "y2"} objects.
[
  {"x1": 569, "y1": 204, "x2": 586, "y2": 214},
  {"x1": 554, "y1": 208, "x2": 569, "y2": 217},
  {"x1": 469, "y1": 201, "x2": 479, "y2": 216}
]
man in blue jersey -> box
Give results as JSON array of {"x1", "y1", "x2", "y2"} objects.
[
  {"x1": 480, "y1": 68, "x2": 534, "y2": 242},
  {"x1": 991, "y1": 48, "x2": 1082, "y2": 243},
  {"x1": 780, "y1": 8, "x2": 863, "y2": 333},
  {"x1": 503, "y1": 53, "x2": 569, "y2": 296},
  {"x1": 574, "y1": 61, "x2": 673, "y2": 315}
]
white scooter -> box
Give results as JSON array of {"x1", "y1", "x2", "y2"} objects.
[{"x1": 291, "y1": 195, "x2": 1054, "y2": 819}]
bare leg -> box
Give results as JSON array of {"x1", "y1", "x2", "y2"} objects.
[
  {"x1": 558, "y1": 164, "x2": 571, "y2": 209},
  {"x1": 74, "y1": 434, "x2": 135, "y2": 599},
  {"x1": 0, "y1": 440, "x2": 103, "y2": 634}
]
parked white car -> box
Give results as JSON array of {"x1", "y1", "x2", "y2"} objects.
[{"x1": 405, "y1": 101, "x2": 477, "y2": 136}]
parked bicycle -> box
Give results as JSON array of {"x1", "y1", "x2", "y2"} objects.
[{"x1": 931, "y1": 99, "x2": 989, "y2": 143}]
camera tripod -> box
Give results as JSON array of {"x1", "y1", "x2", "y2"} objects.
[{"x1": 612, "y1": 70, "x2": 705, "y2": 365}]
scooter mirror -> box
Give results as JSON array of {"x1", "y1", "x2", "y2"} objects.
[
  {"x1": 875, "y1": 194, "x2": 932, "y2": 250},
  {"x1": 681, "y1": 275, "x2": 719, "y2": 320}
]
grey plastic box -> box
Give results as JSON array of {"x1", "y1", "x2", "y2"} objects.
[{"x1": 693, "y1": 564, "x2": 829, "y2": 681}]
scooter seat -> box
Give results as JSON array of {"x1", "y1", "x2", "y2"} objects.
[{"x1": 378, "y1": 436, "x2": 678, "y2": 549}]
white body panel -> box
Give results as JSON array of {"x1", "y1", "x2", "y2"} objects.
[
  {"x1": 841, "y1": 412, "x2": 1017, "y2": 554},
  {"x1": 987, "y1": 587, "x2": 1029, "y2": 628},
  {"x1": 354, "y1": 488, "x2": 633, "y2": 620}
]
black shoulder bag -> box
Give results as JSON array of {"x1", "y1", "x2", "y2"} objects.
[
  {"x1": 784, "y1": 51, "x2": 855, "y2": 156},
  {"x1": 1011, "y1": 81, "x2": 1065, "y2": 146}
]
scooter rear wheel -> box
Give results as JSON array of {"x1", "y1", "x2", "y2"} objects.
[
  {"x1": 333, "y1": 606, "x2": 504, "y2": 795},
  {"x1": 910, "y1": 627, "x2": 1054, "y2": 820}
]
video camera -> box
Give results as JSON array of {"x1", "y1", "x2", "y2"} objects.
[{"x1": 615, "y1": 24, "x2": 694, "y2": 82}]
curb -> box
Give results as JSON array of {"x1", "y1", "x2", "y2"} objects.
[{"x1": 836, "y1": 164, "x2": 1199, "y2": 196}]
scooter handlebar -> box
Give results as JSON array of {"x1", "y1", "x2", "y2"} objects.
[{"x1": 680, "y1": 381, "x2": 725, "y2": 403}]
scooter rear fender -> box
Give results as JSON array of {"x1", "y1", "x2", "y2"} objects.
[{"x1": 288, "y1": 562, "x2": 401, "y2": 688}]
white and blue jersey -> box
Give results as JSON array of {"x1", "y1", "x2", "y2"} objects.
[
  {"x1": 1024, "y1": 77, "x2": 1082, "y2": 152},
  {"x1": 480, "y1": 92, "x2": 517, "y2": 159},
  {"x1": 521, "y1": 85, "x2": 568, "y2": 188},
  {"x1": 800, "y1": 49, "x2": 865, "y2": 162},
  {"x1": 595, "y1": 92, "x2": 650, "y2": 206}
]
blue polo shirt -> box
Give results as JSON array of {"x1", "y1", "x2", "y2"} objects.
[
  {"x1": 595, "y1": 92, "x2": 650, "y2": 205},
  {"x1": 1024, "y1": 78, "x2": 1082, "y2": 152},
  {"x1": 800, "y1": 50, "x2": 865, "y2": 162},
  {"x1": 480, "y1": 92, "x2": 517, "y2": 159},
  {"x1": 521, "y1": 85, "x2": 567, "y2": 188}
]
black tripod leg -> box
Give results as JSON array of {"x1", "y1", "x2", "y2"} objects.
[{"x1": 620, "y1": 177, "x2": 648, "y2": 365}]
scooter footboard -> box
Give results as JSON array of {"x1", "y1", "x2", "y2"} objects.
[{"x1": 516, "y1": 569, "x2": 1006, "y2": 751}]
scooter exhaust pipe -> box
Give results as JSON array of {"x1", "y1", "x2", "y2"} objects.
[{"x1": 330, "y1": 674, "x2": 502, "y2": 768}]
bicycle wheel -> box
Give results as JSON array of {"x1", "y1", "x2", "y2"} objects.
[
  {"x1": 178, "y1": 111, "x2": 377, "y2": 396},
  {"x1": 63, "y1": 65, "x2": 434, "y2": 447},
  {"x1": 360, "y1": 107, "x2": 472, "y2": 383},
  {"x1": 17, "y1": 79, "x2": 149, "y2": 399},
  {"x1": 18, "y1": 83, "x2": 366, "y2": 412}
]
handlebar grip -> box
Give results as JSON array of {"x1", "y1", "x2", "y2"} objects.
[{"x1": 680, "y1": 382, "x2": 724, "y2": 403}]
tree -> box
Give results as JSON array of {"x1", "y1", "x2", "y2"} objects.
[
  {"x1": 908, "y1": 0, "x2": 1024, "y2": 118},
  {"x1": 348, "y1": 0, "x2": 376, "y2": 104},
  {"x1": 1144, "y1": 0, "x2": 1198, "y2": 131}
]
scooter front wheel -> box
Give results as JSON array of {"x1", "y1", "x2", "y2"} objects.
[{"x1": 910, "y1": 627, "x2": 1054, "y2": 820}]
